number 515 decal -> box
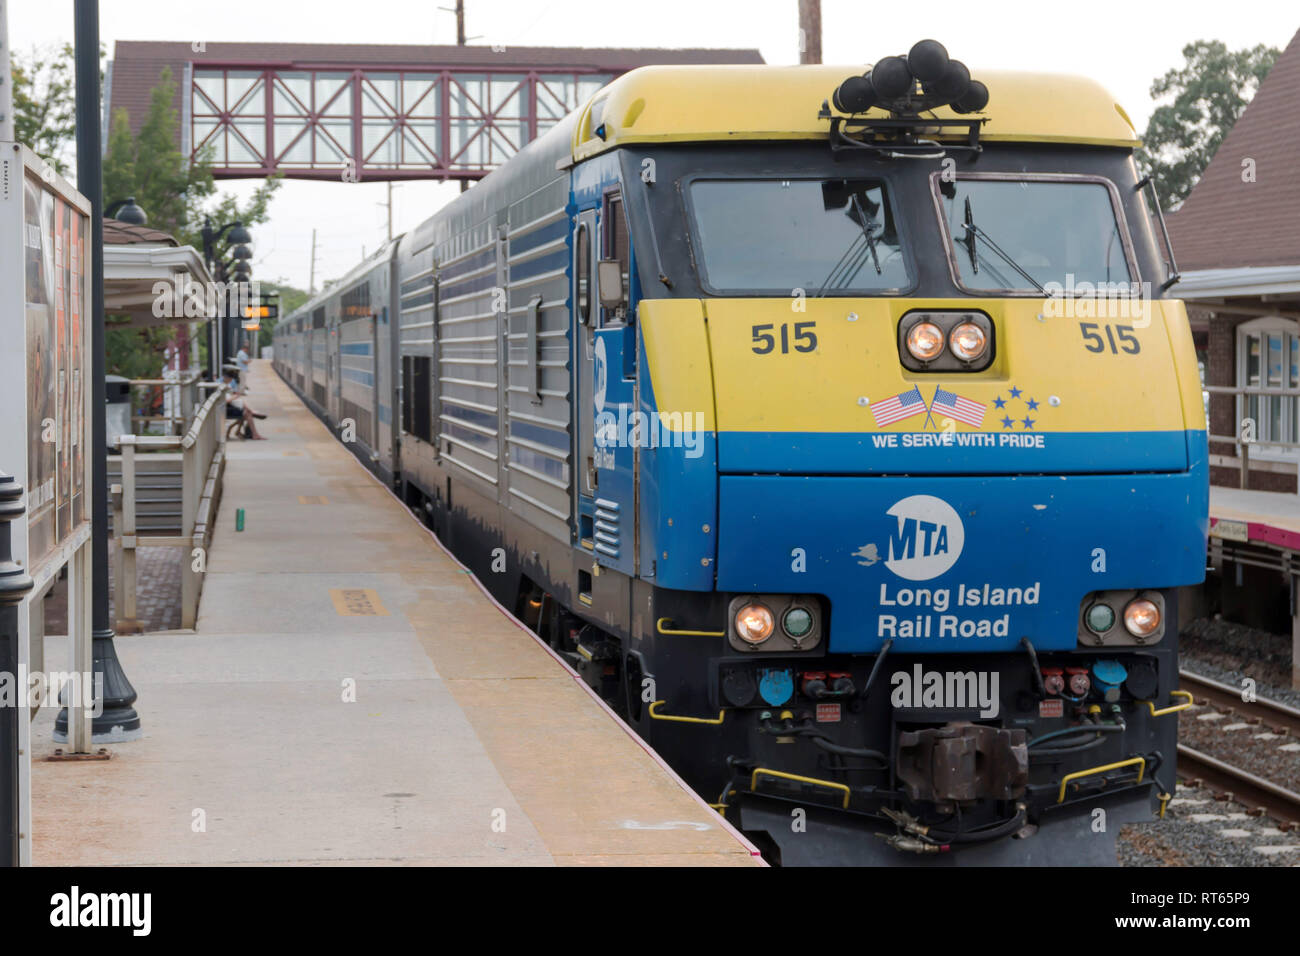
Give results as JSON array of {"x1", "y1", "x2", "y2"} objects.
[
  {"x1": 752, "y1": 321, "x2": 817, "y2": 354},
  {"x1": 1079, "y1": 322, "x2": 1140, "y2": 355}
]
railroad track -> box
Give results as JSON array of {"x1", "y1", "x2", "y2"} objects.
[{"x1": 1176, "y1": 669, "x2": 1300, "y2": 827}]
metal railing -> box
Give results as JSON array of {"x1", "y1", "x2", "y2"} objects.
[
  {"x1": 126, "y1": 371, "x2": 203, "y2": 436},
  {"x1": 111, "y1": 385, "x2": 227, "y2": 631},
  {"x1": 1204, "y1": 384, "x2": 1300, "y2": 493}
]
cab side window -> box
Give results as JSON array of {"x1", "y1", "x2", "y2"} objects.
[{"x1": 602, "y1": 192, "x2": 630, "y2": 323}]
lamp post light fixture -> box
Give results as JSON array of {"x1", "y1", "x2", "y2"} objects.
[
  {"x1": 199, "y1": 218, "x2": 254, "y2": 378},
  {"x1": 104, "y1": 196, "x2": 147, "y2": 225}
]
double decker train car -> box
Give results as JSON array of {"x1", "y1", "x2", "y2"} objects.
[{"x1": 274, "y1": 43, "x2": 1208, "y2": 865}]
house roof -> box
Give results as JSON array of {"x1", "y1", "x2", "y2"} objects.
[
  {"x1": 1166, "y1": 29, "x2": 1300, "y2": 272},
  {"x1": 103, "y1": 218, "x2": 178, "y2": 246}
]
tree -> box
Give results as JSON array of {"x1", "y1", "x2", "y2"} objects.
[
  {"x1": 10, "y1": 44, "x2": 79, "y2": 174},
  {"x1": 1138, "y1": 40, "x2": 1279, "y2": 208},
  {"x1": 102, "y1": 66, "x2": 281, "y2": 243},
  {"x1": 102, "y1": 66, "x2": 282, "y2": 379}
]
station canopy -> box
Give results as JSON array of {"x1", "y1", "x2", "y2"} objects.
[{"x1": 104, "y1": 219, "x2": 215, "y2": 329}]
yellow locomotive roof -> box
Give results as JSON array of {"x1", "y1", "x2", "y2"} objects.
[{"x1": 570, "y1": 64, "x2": 1140, "y2": 161}]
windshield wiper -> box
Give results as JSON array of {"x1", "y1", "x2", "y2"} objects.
[
  {"x1": 960, "y1": 197, "x2": 1047, "y2": 294},
  {"x1": 818, "y1": 193, "x2": 883, "y2": 295}
]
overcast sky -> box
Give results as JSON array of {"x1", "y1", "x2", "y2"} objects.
[{"x1": 9, "y1": 1, "x2": 1298, "y2": 291}]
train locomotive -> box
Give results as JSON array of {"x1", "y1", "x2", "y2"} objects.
[{"x1": 274, "y1": 42, "x2": 1208, "y2": 865}]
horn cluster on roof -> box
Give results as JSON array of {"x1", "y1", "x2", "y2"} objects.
[{"x1": 832, "y1": 40, "x2": 988, "y2": 117}]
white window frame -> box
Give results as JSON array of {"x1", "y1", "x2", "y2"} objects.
[{"x1": 1236, "y1": 315, "x2": 1300, "y2": 462}]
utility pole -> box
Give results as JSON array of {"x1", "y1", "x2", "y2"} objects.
[
  {"x1": 455, "y1": 0, "x2": 466, "y2": 45},
  {"x1": 386, "y1": 182, "x2": 393, "y2": 240},
  {"x1": 309, "y1": 228, "x2": 317, "y2": 294},
  {"x1": 799, "y1": 0, "x2": 822, "y2": 65}
]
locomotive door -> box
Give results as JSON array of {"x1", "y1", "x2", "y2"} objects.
[
  {"x1": 574, "y1": 210, "x2": 599, "y2": 524},
  {"x1": 328, "y1": 323, "x2": 340, "y2": 421}
]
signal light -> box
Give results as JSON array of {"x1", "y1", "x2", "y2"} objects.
[
  {"x1": 782, "y1": 606, "x2": 814, "y2": 639},
  {"x1": 1085, "y1": 602, "x2": 1116, "y2": 634}
]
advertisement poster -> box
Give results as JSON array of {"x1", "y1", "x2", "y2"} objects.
[{"x1": 23, "y1": 170, "x2": 89, "y2": 575}]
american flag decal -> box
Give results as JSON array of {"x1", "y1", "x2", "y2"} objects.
[
  {"x1": 871, "y1": 386, "x2": 927, "y2": 427},
  {"x1": 931, "y1": 386, "x2": 986, "y2": 428}
]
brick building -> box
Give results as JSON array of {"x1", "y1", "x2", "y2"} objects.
[{"x1": 1167, "y1": 29, "x2": 1300, "y2": 494}]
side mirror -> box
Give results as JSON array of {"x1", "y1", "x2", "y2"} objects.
[{"x1": 597, "y1": 259, "x2": 625, "y2": 310}]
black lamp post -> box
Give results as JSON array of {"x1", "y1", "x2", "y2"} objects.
[
  {"x1": 200, "y1": 219, "x2": 253, "y2": 378},
  {"x1": 1, "y1": 473, "x2": 35, "y2": 866},
  {"x1": 55, "y1": 0, "x2": 141, "y2": 744}
]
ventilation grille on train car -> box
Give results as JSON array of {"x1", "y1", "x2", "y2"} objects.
[{"x1": 593, "y1": 498, "x2": 621, "y2": 559}]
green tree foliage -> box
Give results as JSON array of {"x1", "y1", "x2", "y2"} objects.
[
  {"x1": 1138, "y1": 40, "x2": 1279, "y2": 208},
  {"x1": 102, "y1": 66, "x2": 282, "y2": 378},
  {"x1": 254, "y1": 282, "x2": 310, "y2": 348},
  {"x1": 10, "y1": 44, "x2": 78, "y2": 174},
  {"x1": 102, "y1": 66, "x2": 282, "y2": 242}
]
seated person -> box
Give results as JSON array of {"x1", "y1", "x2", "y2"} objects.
[{"x1": 220, "y1": 371, "x2": 267, "y2": 440}]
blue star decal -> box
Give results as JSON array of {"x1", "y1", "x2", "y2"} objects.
[
  {"x1": 1008, "y1": 385, "x2": 1022, "y2": 398},
  {"x1": 1025, "y1": 397, "x2": 1039, "y2": 411},
  {"x1": 993, "y1": 395, "x2": 1006, "y2": 409},
  {"x1": 1022, "y1": 417, "x2": 1035, "y2": 430},
  {"x1": 1001, "y1": 416, "x2": 1015, "y2": 429}
]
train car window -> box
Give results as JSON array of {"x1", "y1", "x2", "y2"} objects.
[
  {"x1": 687, "y1": 179, "x2": 911, "y2": 295},
  {"x1": 934, "y1": 176, "x2": 1135, "y2": 293},
  {"x1": 575, "y1": 222, "x2": 590, "y2": 323}
]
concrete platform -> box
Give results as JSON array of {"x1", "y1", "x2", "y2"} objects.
[
  {"x1": 29, "y1": 360, "x2": 761, "y2": 867},
  {"x1": 1209, "y1": 485, "x2": 1300, "y2": 550}
]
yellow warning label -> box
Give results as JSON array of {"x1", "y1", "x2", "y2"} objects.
[
  {"x1": 330, "y1": 588, "x2": 389, "y2": 616},
  {"x1": 298, "y1": 495, "x2": 329, "y2": 504}
]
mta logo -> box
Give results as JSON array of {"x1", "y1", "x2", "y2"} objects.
[{"x1": 884, "y1": 495, "x2": 964, "y2": 581}]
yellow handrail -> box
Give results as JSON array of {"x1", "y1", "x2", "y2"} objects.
[
  {"x1": 656, "y1": 616, "x2": 725, "y2": 637},
  {"x1": 1057, "y1": 756, "x2": 1147, "y2": 804},
  {"x1": 1145, "y1": 690, "x2": 1194, "y2": 717},
  {"x1": 1157, "y1": 792, "x2": 1172, "y2": 819},
  {"x1": 647, "y1": 700, "x2": 727, "y2": 725},
  {"x1": 751, "y1": 768, "x2": 852, "y2": 810}
]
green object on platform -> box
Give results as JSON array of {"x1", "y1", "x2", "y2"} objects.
[{"x1": 236, "y1": 508, "x2": 245, "y2": 532}]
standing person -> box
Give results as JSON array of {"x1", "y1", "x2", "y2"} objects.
[{"x1": 235, "y1": 341, "x2": 251, "y2": 393}]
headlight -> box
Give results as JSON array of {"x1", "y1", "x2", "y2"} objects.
[
  {"x1": 734, "y1": 603, "x2": 775, "y2": 644},
  {"x1": 905, "y1": 322, "x2": 945, "y2": 362},
  {"x1": 1123, "y1": 599, "x2": 1161, "y2": 637},
  {"x1": 948, "y1": 322, "x2": 988, "y2": 362}
]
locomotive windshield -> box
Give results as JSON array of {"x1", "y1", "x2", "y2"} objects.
[
  {"x1": 687, "y1": 178, "x2": 911, "y2": 295},
  {"x1": 935, "y1": 176, "x2": 1134, "y2": 293}
]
